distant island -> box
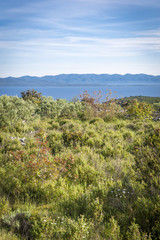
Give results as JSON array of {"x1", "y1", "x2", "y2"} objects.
[{"x1": 0, "y1": 73, "x2": 160, "y2": 86}]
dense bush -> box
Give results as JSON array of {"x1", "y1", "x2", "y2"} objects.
[
  {"x1": 127, "y1": 99, "x2": 153, "y2": 120},
  {"x1": 0, "y1": 95, "x2": 37, "y2": 128},
  {"x1": 0, "y1": 91, "x2": 160, "y2": 239}
]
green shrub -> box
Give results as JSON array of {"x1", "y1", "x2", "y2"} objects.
[
  {"x1": 123, "y1": 131, "x2": 134, "y2": 140},
  {"x1": 126, "y1": 221, "x2": 152, "y2": 240},
  {"x1": 0, "y1": 95, "x2": 37, "y2": 128},
  {"x1": 153, "y1": 102, "x2": 160, "y2": 112},
  {"x1": 127, "y1": 99, "x2": 153, "y2": 120},
  {"x1": 105, "y1": 217, "x2": 122, "y2": 240}
]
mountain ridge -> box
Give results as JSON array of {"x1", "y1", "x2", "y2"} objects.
[{"x1": 0, "y1": 73, "x2": 160, "y2": 86}]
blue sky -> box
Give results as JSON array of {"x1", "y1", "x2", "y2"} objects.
[{"x1": 0, "y1": 0, "x2": 160, "y2": 77}]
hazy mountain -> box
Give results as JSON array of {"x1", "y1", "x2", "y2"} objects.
[{"x1": 0, "y1": 74, "x2": 160, "y2": 86}]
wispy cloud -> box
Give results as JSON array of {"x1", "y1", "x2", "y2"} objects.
[
  {"x1": 1, "y1": 33, "x2": 160, "y2": 59},
  {"x1": 0, "y1": 0, "x2": 160, "y2": 76},
  {"x1": 134, "y1": 28, "x2": 160, "y2": 37}
]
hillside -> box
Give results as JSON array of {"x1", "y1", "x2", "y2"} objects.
[{"x1": 0, "y1": 73, "x2": 160, "y2": 86}]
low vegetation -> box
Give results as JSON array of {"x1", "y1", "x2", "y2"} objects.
[{"x1": 0, "y1": 89, "x2": 160, "y2": 239}]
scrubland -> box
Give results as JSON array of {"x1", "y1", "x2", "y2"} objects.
[{"x1": 0, "y1": 90, "x2": 160, "y2": 239}]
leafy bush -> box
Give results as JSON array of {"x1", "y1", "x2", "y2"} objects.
[
  {"x1": 0, "y1": 95, "x2": 37, "y2": 128},
  {"x1": 127, "y1": 99, "x2": 153, "y2": 120}
]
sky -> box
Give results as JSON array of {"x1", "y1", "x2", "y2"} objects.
[{"x1": 0, "y1": 0, "x2": 160, "y2": 77}]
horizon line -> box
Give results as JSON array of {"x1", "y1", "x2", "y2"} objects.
[{"x1": 1, "y1": 72, "x2": 160, "y2": 78}]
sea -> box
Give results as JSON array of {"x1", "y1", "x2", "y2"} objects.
[{"x1": 0, "y1": 85, "x2": 160, "y2": 100}]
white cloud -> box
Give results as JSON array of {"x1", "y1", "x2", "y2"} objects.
[
  {"x1": 0, "y1": 0, "x2": 160, "y2": 76},
  {"x1": 1, "y1": 34, "x2": 160, "y2": 59},
  {"x1": 134, "y1": 28, "x2": 160, "y2": 37}
]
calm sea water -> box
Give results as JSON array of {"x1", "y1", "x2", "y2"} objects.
[{"x1": 0, "y1": 85, "x2": 160, "y2": 100}]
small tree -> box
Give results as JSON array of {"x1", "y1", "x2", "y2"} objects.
[
  {"x1": 21, "y1": 89, "x2": 42, "y2": 103},
  {"x1": 79, "y1": 89, "x2": 119, "y2": 120}
]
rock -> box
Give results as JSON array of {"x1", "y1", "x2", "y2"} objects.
[
  {"x1": 20, "y1": 138, "x2": 26, "y2": 145},
  {"x1": 10, "y1": 136, "x2": 26, "y2": 145}
]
